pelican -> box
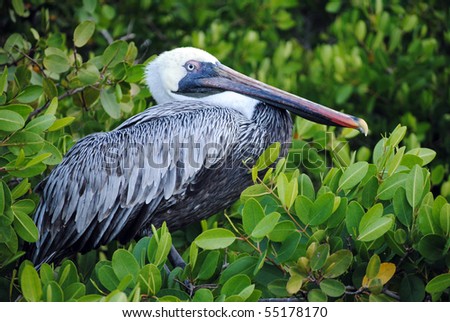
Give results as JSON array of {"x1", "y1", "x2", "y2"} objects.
[{"x1": 29, "y1": 47, "x2": 368, "y2": 265}]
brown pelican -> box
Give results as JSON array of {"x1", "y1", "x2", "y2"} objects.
[{"x1": 29, "y1": 47, "x2": 368, "y2": 265}]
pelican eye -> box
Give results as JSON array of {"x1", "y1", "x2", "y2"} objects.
[{"x1": 184, "y1": 61, "x2": 198, "y2": 72}]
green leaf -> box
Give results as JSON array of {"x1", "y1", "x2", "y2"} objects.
[
  {"x1": 16, "y1": 85, "x2": 43, "y2": 103},
  {"x1": 338, "y1": 161, "x2": 369, "y2": 192},
  {"x1": 221, "y1": 274, "x2": 251, "y2": 296},
  {"x1": 196, "y1": 250, "x2": 219, "y2": 280},
  {"x1": 298, "y1": 173, "x2": 315, "y2": 200},
  {"x1": 219, "y1": 256, "x2": 258, "y2": 284},
  {"x1": 417, "y1": 234, "x2": 446, "y2": 261},
  {"x1": 377, "y1": 172, "x2": 407, "y2": 200},
  {"x1": 39, "y1": 263, "x2": 54, "y2": 285},
  {"x1": 425, "y1": 273, "x2": 450, "y2": 294},
  {"x1": 355, "y1": 20, "x2": 367, "y2": 42},
  {"x1": 20, "y1": 265, "x2": 42, "y2": 302},
  {"x1": 45, "y1": 97, "x2": 58, "y2": 116},
  {"x1": 401, "y1": 154, "x2": 423, "y2": 168},
  {"x1": 325, "y1": 0, "x2": 341, "y2": 13},
  {"x1": 286, "y1": 274, "x2": 303, "y2": 294},
  {"x1": 309, "y1": 192, "x2": 335, "y2": 226},
  {"x1": 361, "y1": 176, "x2": 378, "y2": 209},
  {"x1": 310, "y1": 243, "x2": 329, "y2": 271},
  {"x1": 12, "y1": 0, "x2": 26, "y2": 16},
  {"x1": 102, "y1": 40, "x2": 128, "y2": 68},
  {"x1": 83, "y1": 0, "x2": 97, "y2": 13},
  {"x1": 393, "y1": 188, "x2": 412, "y2": 227},
  {"x1": 400, "y1": 275, "x2": 425, "y2": 301},
  {"x1": 138, "y1": 264, "x2": 161, "y2": 296},
  {"x1": 64, "y1": 282, "x2": 86, "y2": 300},
  {"x1": 6, "y1": 131, "x2": 44, "y2": 156},
  {"x1": 44, "y1": 54, "x2": 70, "y2": 74},
  {"x1": 58, "y1": 260, "x2": 79, "y2": 288},
  {"x1": 417, "y1": 193, "x2": 439, "y2": 235},
  {"x1": 276, "y1": 232, "x2": 302, "y2": 263},
  {"x1": 240, "y1": 184, "x2": 269, "y2": 201},
  {"x1": 43, "y1": 78, "x2": 58, "y2": 99},
  {"x1": 294, "y1": 195, "x2": 313, "y2": 225},
  {"x1": 132, "y1": 236, "x2": 150, "y2": 266},
  {"x1": 268, "y1": 220, "x2": 296, "y2": 242},
  {"x1": 327, "y1": 197, "x2": 348, "y2": 228},
  {"x1": 345, "y1": 201, "x2": 364, "y2": 238},
  {"x1": 78, "y1": 62, "x2": 100, "y2": 85},
  {"x1": 112, "y1": 249, "x2": 140, "y2": 282},
  {"x1": 431, "y1": 164, "x2": 445, "y2": 185},
  {"x1": 335, "y1": 84, "x2": 353, "y2": 104},
  {"x1": 323, "y1": 249, "x2": 353, "y2": 278},
  {"x1": 24, "y1": 153, "x2": 52, "y2": 169},
  {"x1": 255, "y1": 142, "x2": 280, "y2": 170},
  {"x1": 116, "y1": 274, "x2": 133, "y2": 291},
  {"x1": 154, "y1": 232, "x2": 172, "y2": 267},
  {"x1": 13, "y1": 210, "x2": 39, "y2": 242},
  {"x1": 189, "y1": 242, "x2": 198, "y2": 270},
  {"x1": 320, "y1": 279, "x2": 345, "y2": 297},
  {"x1": 100, "y1": 87, "x2": 121, "y2": 119},
  {"x1": 40, "y1": 142, "x2": 63, "y2": 165},
  {"x1": 366, "y1": 254, "x2": 381, "y2": 279},
  {"x1": 1, "y1": 104, "x2": 33, "y2": 119},
  {"x1": 25, "y1": 115, "x2": 56, "y2": 133},
  {"x1": 98, "y1": 265, "x2": 119, "y2": 292},
  {"x1": 387, "y1": 125, "x2": 407, "y2": 148},
  {"x1": 307, "y1": 288, "x2": 327, "y2": 302},
  {"x1": 0, "y1": 66, "x2": 8, "y2": 93},
  {"x1": 12, "y1": 199, "x2": 35, "y2": 215},
  {"x1": 251, "y1": 212, "x2": 280, "y2": 239},
  {"x1": 405, "y1": 164, "x2": 424, "y2": 207},
  {"x1": 192, "y1": 288, "x2": 214, "y2": 302},
  {"x1": 194, "y1": 228, "x2": 235, "y2": 250},
  {"x1": 406, "y1": 148, "x2": 436, "y2": 166},
  {"x1": 0, "y1": 110, "x2": 25, "y2": 132},
  {"x1": 48, "y1": 116, "x2": 75, "y2": 131},
  {"x1": 77, "y1": 294, "x2": 103, "y2": 302},
  {"x1": 44, "y1": 281, "x2": 63, "y2": 302},
  {"x1": 440, "y1": 204, "x2": 450, "y2": 236},
  {"x1": 242, "y1": 198, "x2": 264, "y2": 236},
  {"x1": 358, "y1": 216, "x2": 393, "y2": 242},
  {"x1": 125, "y1": 65, "x2": 145, "y2": 83},
  {"x1": 359, "y1": 203, "x2": 383, "y2": 232},
  {"x1": 74, "y1": 20, "x2": 95, "y2": 47},
  {"x1": 0, "y1": 181, "x2": 6, "y2": 215},
  {"x1": 11, "y1": 178, "x2": 30, "y2": 199},
  {"x1": 387, "y1": 146, "x2": 405, "y2": 176},
  {"x1": 267, "y1": 279, "x2": 290, "y2": 297},
  {"x1": 277, "y1": 173, "x2": 297, "y2": 209}
]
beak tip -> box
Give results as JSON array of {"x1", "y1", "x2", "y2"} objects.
[{"x1": 357, "y1": 118, "x2": 369, "y2": 136}]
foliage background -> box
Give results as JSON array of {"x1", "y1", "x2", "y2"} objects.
[{"x1": 0, "y1": 0, "x2": 449, "y2": 301}]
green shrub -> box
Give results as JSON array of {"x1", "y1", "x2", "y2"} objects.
[{"x1": 1, "y1": 0, "x2": 448, "y2": 302}]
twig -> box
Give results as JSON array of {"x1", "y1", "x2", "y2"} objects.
[
  {"x1": 259, "y1": 297, "x2": 300, "y2": 302},
  {"x1": 382, "y1": 288, "x2": 401, "y2": 301},
  {"x1": 120, "y1": 20, "x2": 136, "y2": 42},
  {"x1": 17, "y1": 49, "x2": 47, "y2": 78},
  {"x1": 100, "y1": 29, "x2": 113, "y2": 44},
  {"x1": 27, "y1": 83, "x2": 99, "y2": 121}
]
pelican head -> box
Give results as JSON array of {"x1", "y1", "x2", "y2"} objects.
[{"x1": 145, "y1": 47, "x2": 368, "y2": 135}]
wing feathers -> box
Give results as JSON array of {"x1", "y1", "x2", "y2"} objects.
[{"x1": 31, "y1": 102, "x2": 243, "y2": 264}]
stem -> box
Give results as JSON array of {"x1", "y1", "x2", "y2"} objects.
[{"x1": 27, "y1": 83, "x2": 100, "y2": 121}]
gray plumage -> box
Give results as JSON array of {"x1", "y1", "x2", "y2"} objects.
[{"x1": 30, "y1": 101, "x2": 292, "y2": 264}]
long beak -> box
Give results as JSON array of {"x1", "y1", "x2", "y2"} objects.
[{"x1": 195, "y1": 63, "x2": 368, "y2": 135}]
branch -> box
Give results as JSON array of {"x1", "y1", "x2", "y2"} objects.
[
  {"x1": 382, "y1": 288, "x2": 401, "y2": 301},
  {"x1": 17, "y1": 49, "x2": 47, "y2": 78},
  {"x1": 27, "y1": 83, "x2": 99, "y2": 121},
  {"x1": 259, "y1": 297, "x2": 300, "y2": 302},
  {"x1": 99, "y1": 29, "x2": 113, "y2": 44}
]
